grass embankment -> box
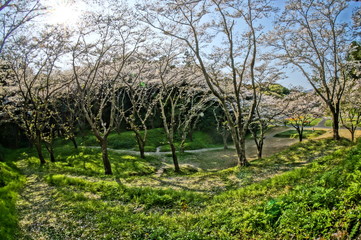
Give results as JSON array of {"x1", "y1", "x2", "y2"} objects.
[
  {"x1": 274, "y1": 129, "x2": 326, "y2": 139},
  {"x1": 4, "y1": 137, "x2": 361, "y2": 239}
]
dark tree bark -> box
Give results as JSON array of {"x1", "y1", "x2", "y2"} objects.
[
  {"x1": 70, "y1": 137, "x2": 78, "y2": 149},
  {"x1": 169, "y1": 140, "x2": 180, "y2": 173},
  {"x1": 100, "y1": 139, "x2": 112, "y2": 175},
  {"x1": 34, "y1": 134, "x2": 46, "y2": 165}
]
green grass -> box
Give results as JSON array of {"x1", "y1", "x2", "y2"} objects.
[
  {"x1": 309, "y1": 118, "x2": 323, "y2": 126},
  {"x1": 5, "y1": 135, "x2": 361, "y2": 239},
  {"x1": 160, "y1": 131, "x2": 220, "y2": 152},
  {"x1": 78, "y1": 128, "x2": 167, "y2": 152},
  {"x1": 325, "y1": 119, "x2": 333, "y2": 127},
  {"x1": 78, "y1": 128, "x2": 219, "y2": 152},
  {"x1": 0, "y1": 150, "x2": 25, "y2": 239},
  {"x1": 274, "y1": 129, "x2": 326, "y2": 139}
]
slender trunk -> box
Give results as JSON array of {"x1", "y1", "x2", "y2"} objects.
[
  {"x1": 179, "y1": 133, "x2": 187, "y2": 153},
  {"x1": 50, "y1": 150, "x2": 55, "y2": 162},
  {"x1": 223, "y1": 131, "x2": 228, "y2": 150},
  {"x1": 70, "y1": 137, "x2": 78, "y2": 149},
  {"x1": 330, "y1": 105, "x2": 340, "y2": 140},
  {"x1": 45, "y1": 142, "x2": 56, "y2": 162},
  {"x1": 238, "y1": 135, "x2": 249, "y2": 166},
  {"x1": 100, "y1": 139, "x2": 112, "y2": 175},
  {"x1": 134, "y1": 132, "x2": 146, "y2": 159},
  {"x1": 257, "y1": 140, "x2": 263, "y2": 159},
  {"x1": 179, "y1": 140, "x2": 185, "y2": 153},
  {"x1": 34, "y1": 130, "x2": 46, "y2": 164},
  {"x1": 230, "y1": 128, "x2": 249, "y2": 166},
  {"x1": 139, "y1": 140, "x2": 145, "y2": 159},
  {"x1": 351, "y1": 130, "x2": 355, "y2": 142},
  {"x1": 257, "y1": 147, "x2": 262, "y2": 159},
  {"x1": 298, "y1": 127, "x2": 303, "y2": 142},
  {"x1": 169, "y1": 140, "x2": 180, "y2": 172},
  {"x1": 34, "y1": 140, "x2": 46, "y2": 165}
]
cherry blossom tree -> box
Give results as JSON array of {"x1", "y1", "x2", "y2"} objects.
[
  {"x1": 283, "y1": 91, "x2": 323, "y2": 142},
  {"x1": 0, "y1": 0, "x2": 45, "y2": 54},
  {"x1": 150, "y1": 40, "x2": 190, "y2": 172},
  {"x1": 118, "y1": 58, "x2": 158, "y2": 159},
  {"x1": 249, "y1": 94, "x2": 285, "y2": 159},
  {"x1": 176, "y1": 85, "x2": 211, "y2": 153},
  {"x1": 269, "y1": 0, "x2": 355, "y2": 140},
  {"x1": 70, "y1": 4, "x2": 147, "y2": 174},
  {"x1": 340, "y1": 80, "x2": 361, "y2": 142},
  {"x1": 137, "y1": 0, "x2": 277, "y2": 166},
  {"x1": 3, "y1": 28, "x2": 69, "y2": 164},
  {"x1": 213, "y1": 105, "x2": 231, "y2": 149}
]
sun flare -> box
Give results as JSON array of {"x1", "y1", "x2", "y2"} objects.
[{"x1": 46, "y1": 0, "x2": 82, "y2": 26}]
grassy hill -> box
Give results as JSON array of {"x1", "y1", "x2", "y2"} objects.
[{"x1": 1, "y1": 136, "x2": 361, "y2": 239}]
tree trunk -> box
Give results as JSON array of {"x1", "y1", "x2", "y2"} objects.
[
  {"x1": 100, "y1": 139, "x2": 112, "y2": 175},
  {"x1": 238, "y1": 136, "x2": 249, "y2": 166},
  {"x1": 351, "y1": 130, "x2": 355, "y2": 142},
  {"x1": 257, "y1": 140, "x2": 263, "y2": 159},
  {"x1": 169, "y1": 141, "x2": 180, "y2": 172},
  {"x1": 70, "y1": 137, "x2": 78, "y2": 149},
  {"x1": 223, "y1": 131, "x2": 228, "y2": 150},
  {"x1": 179, "y1": 133, "x2": 187, "y2": 153},
  {"x1": 135, "y1": 133, "x2": 146, "y2": 159},
  {"x1": 330, "y1": 105, "x2": 340, "y2": 140},
  {"x1": 230, "y1": 128, "x2": 249, "y2": 167},
  {"x1": 297, "y1": 128, "x2": 303, "y2": 142},
  {"x1": 179, "y1": 141, "x2": 185, "y2": 154},
  {"x1": 139, "y1": 141, "x2": 145, "y2": 159},
  {"x1": 34, "y1": 141, "x2": 46, "y2": 165},
  {"x1": 45, "y1": 142, "x2": 56, "y2": 162},
  {"x1": 50, "y1": 150, "x2": 55, "y2": 162}
]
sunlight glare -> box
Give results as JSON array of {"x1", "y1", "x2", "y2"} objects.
[{"x1": 46, "y1": 0, "x2": 82, "y2": 26}]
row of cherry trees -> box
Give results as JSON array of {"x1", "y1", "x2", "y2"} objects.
[{"x1": 0, "y1": 0, "x2": 360, "y2": 174}]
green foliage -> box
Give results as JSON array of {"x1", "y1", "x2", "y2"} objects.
[{"x1": 266, "y1": 83, "x2": 290, "y2": 97}]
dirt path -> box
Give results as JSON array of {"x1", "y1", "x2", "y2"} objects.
[
  {"x1": 316, "y1": 118, "x2": 327, "y2": 127},
  {"x1": 245, "y1": 127, "x2": 297, "y2": 160},
  {"x1": 15, "y1": 170, "x2": 69, "y2": 240}
]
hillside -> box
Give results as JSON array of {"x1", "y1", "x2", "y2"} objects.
[{"x1": 1, "y1": 136, "x2": 361, "y2": 239}]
